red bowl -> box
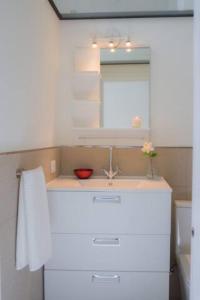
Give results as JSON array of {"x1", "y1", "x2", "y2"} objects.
[{"x1": 74, "y1": 168, "x2": 93, "y2": 179}]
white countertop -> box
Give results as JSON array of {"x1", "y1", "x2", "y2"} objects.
[{"x1": 47, "y1": 176, "x2": 172, "y2": 192}]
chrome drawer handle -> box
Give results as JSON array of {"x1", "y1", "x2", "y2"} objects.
[
  {"x1": 93, "y1": 238, "x2": 120, "y2": 246},
  {"x1": 93, "y1": 195, "x2": 121, "y2": 203},
  {"x1": 92, "y1": 274, "x2": 120, "y2": 283}
]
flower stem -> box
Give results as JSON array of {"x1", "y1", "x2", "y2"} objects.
[{"x1": 150, "y1": 157, "x2": 153, "y2": 179}]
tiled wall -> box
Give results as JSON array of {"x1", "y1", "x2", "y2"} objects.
[
  {"x1": 0, "y1": 147, "x2": 61, "y2": 300},
  {"x1": 61, "y1": 146, "x2": 192, "y2": 201}
]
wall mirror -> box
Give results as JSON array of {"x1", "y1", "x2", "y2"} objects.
[
  {"x1": 72, "y1": 46, "x2": 151, "y2": 144},
  {"x1": 100, "y1": 47, "x2": 150, "y2": 129}
]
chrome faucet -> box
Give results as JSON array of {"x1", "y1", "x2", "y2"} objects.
[{"x1": 103, "y1": 146, "x2": 119, "y2": 181}]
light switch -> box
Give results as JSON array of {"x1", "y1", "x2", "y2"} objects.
[{"x1": 50, "y1": 160, "x2": 56, "y2": 174}]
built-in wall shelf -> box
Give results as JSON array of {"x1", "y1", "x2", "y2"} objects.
[
  {"x1": 72, "y1": 48, "x2": 101, "y2": 128},
  {"x1": 72, "y1": 128, "x2": 150, "y2": 146},
  {"x1": 74, "y1": 48, "x2": 100, "y2": 72},
  {"x1": 72, "y1": 72, "x2": 101, "y2": 101},
  {"x1": 72, "y1": 102, "x2": 100, "y2": 128}
]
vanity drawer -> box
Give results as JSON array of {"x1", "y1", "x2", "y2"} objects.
[
  {"x1": 45, "y1": 234, "x2": 170, "y2": 272},
  {"x1": 45, "y1": 270, "x2": 169, "y2": 300},
  {"x1": 48, "y1": 191, "x2": 171, "y2": 234}
]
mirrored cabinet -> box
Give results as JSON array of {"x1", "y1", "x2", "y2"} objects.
[{"x1": 72, "y1": 46, "x2": 151, "y2": 144}]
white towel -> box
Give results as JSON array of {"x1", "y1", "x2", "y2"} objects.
[{"x1": 16, "y1": 166, "x2": 52, "y2": 271}]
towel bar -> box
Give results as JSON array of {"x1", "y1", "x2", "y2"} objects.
[{"x1": 16, "y1": 168, "x2": 25, "y2": 179}]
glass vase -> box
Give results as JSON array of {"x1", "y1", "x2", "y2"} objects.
[{"x1": 146, "y1": 157, "x2": 158, "y2": 180}]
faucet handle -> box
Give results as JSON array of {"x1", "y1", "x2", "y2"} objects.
[
  {"x1": 112, "y1": 166, "x2": 120, "y2": 177},
  {"x1": 102, "y1": 169, "x2": 109, "y2": 177},
  {"x1": 116, "y1": 166, "x2": 122, "y2": 174},
  {"x1": 115, "y1": 166, "x2": 122, "y2": 176}
]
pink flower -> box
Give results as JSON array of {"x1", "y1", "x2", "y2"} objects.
[{"x1": 141, "y1": 142, "x2": 154, "y2": 154}]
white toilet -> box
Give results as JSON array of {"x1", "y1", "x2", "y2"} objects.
[{"x1": 175, "y1": 200, "x2": 192, "y2": 300}]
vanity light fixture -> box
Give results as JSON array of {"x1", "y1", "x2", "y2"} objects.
[
  {"x1": 92, "y1": 41, "x2": 98, "y2": 48},
  {"x1": 125, "y1": 38, "x2": 132, "y2": 52},
  {"x1": 90, "y1": 35, "x2": 138, "y2": 52},
  {"x1": 91, "y1": 37, "x2": 98, "y2": 48},
  {"x1": 108, "y1": 40, "x2": 115, "y2": 48},
  {"x1": 125, "y1": 39, "x2": 132, "y2": 47},
  {"x1": 110, "y1": 48, "x2": 116, "y2": 53}
]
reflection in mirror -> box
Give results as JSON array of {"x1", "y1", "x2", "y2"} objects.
[{"x1": 100, "y1": 47, "x2": 150, "y2": 129}]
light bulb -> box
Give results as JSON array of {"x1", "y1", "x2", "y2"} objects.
[
  {"x1": 109, "y1": 41, "x2": 114, "y2": 48},
  {"x1": 126, "y1": 40, "x2": 132, "y2": 47},
  {"x1": 126, "y1": 48, "x2": 132, "y2": 53},
  {"x1": 110, "y1": 48, "x2": 116, "y2": 53},
  {"x1": 92, "y1": 41, "x2": 98, "y2": 48}
]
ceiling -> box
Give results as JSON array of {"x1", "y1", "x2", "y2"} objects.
[{"x1": 48, "y1": 0, "x2": 193, "y2": 19}]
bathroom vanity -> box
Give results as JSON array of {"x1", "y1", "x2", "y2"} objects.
[{"x1": 45, "y1": 177, "x2": 172, "y2": 300}]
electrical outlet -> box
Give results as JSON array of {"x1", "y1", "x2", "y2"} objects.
[{"x1": 50, "y1": 160, "x2": 56, "y2": 174}]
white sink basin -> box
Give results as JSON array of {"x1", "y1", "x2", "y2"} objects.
[
  {"x1": 47, "y1": 176, "x2": 172, "y2": 192},
  {"x1": 78, "y1": 178, "x2": 142, "y2": 189}
]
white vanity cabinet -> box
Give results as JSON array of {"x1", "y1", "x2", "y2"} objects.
[{"x1": 45, "y1": 178, "x2": 172, "y2": 300}]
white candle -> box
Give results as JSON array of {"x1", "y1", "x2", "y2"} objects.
[{"x1": 132, "y1": 116, "x2": 142, "y2": 128}]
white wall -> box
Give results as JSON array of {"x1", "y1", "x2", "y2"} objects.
[
  {"x1": 57, "y1": 18, "x2": 193, "y2": 147},
  {"x1": 0, "y1": 0, "x2": 60, "y2": 152},
  {"x1": 0, "y1": 6, "x2": 193, "y2": 150}
]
